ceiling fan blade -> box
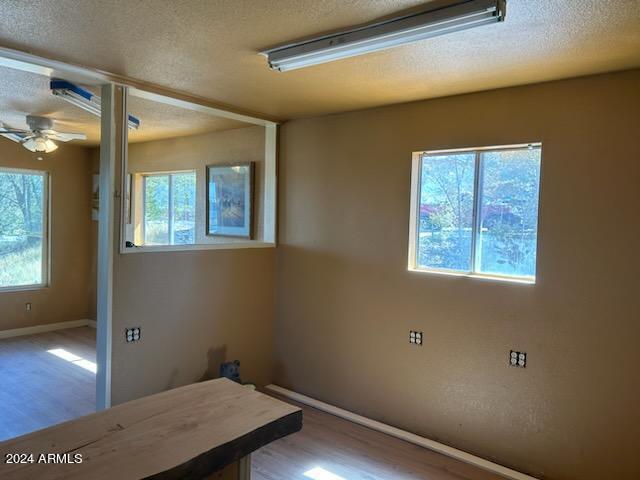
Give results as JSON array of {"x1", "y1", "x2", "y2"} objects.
[
  {"x1": 49, "y1": 132, "x2": 87, "y2": 142},
  {"x1": 0, "y1": 128, "x2": 31, "y2": 135},
  {"x1": 0, "y1": 133, "x2": 33, "y2": 145}
]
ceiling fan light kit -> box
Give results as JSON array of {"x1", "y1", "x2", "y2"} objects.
[
  {"x1": 0, "y1": 80, "x2": 144, "y2": 158},
  {"x1": 0, "y1": 114, "x2": 86, "y2": 155},
  {"x1": 22, "y1": 136, "x2": 58, "y2": 153},
  {"x1": 262, "y1": 0, "x2": 506, "y2": 71}
]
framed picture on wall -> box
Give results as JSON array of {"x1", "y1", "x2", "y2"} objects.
[{"x1": 206, "y1": 162, "x2": 254, "y2": 238}]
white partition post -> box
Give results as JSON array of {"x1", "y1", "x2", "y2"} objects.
[
  {"x1": 263, "y1": 124, "x2": 277, "y2": 244},
  {"x1": 96, "y1": 84, "x2": 116, "y2": 410}
]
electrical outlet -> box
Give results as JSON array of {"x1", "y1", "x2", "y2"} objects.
[
  {"x1": 125, "y1": 327, "x2": 141, "y2": 343},
  {"x1": 509, "y1": 350, "x2": 526, "y2": 368},
  {"x1": 25, "y1": 303, "x2": 31, "y2": 312},
  {"x1": 409, "y1": 330, "x2": 423, "y2": 346}
]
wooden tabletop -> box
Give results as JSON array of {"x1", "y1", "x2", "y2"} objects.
[{"x1": 0, "y1": 378, "x2": 302, "y2": 479}]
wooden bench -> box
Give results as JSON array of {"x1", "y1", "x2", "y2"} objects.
[{"x1": 0, "y1": 378, "x2": 302, "y2": 479}]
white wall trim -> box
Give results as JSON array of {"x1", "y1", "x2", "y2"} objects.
[
  {"x1": 265, "y1": 384, "x2": 539, "y2": 480},
  {"x1": 0, "y1": 319, "x2": 96, "y2": 339},
  {"x1": 119, "y1": 241, "x2": 276, "y2": 255}
]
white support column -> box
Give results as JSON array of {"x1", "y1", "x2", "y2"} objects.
[
  {"x1": 96, "y1": 84, "x2": 116, "y2": 410},
  {"x1": 263, "y1": 124, "x2": 277, "y2": 244}
]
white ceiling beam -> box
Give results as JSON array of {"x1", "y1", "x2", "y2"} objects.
[{"x1": 0, "y1": 45, "x2": 279, "y2": 127}]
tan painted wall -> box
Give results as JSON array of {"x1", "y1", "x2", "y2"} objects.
[
  {"x1": 110, "y1": 127, "x2": 275, "y2": 405},
  {"x1": 275, "y1": 70, "x2": 640, "y2": 480},
  {"x1": 0, "y1": 139, "x2": 93, "y2": 330}
]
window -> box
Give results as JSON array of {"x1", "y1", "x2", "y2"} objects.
[
  {"x1": 0, "y1": 168, "x2": 48, "y2": 290},
  {"x1": 409, "y1": 145, "x2": 542, "y2": 282},
  {"x1": 142, "y1": 171, "x2": 196, "y2": 245}
]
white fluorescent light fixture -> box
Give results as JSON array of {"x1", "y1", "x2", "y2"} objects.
[
  {"x1": 50, "y1": 79, "x2": 141, "y2": 129},
  {"x1": 262, "y1": 0, "x2": 506, "y2": 71}
]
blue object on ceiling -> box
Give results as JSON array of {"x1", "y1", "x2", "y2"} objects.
[{"x1": 50, "y1": 79, "x2": 141, "y2": 130}]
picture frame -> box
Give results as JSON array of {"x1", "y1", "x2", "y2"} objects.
[{"x1": 206, "y1": 162, "x2": 254, "y2": 239}]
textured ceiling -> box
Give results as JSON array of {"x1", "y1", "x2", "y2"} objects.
[
  {"x1": 0, "y1": 66, "x2": 247, "y2": 145},
  {"x1": 0, "y1": 66, "x2": 100, "y2": 142},
  {"x1": 0, "y1": 0, "x2": 639, "y2": 120},
  {"x1": 126, "y1": 95, "x2": 248, "y2": 144}
]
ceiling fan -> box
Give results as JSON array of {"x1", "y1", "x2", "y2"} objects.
[{"x1": 0, "y1": 115, "x2": 87, "y2": 154}]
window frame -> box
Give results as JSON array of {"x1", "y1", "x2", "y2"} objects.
[
  {"x1": 408, "y1": 143, "x2": 542, "y2": 284},
  {"x1": 0, "y1": 167, "x2": 50, "y2": 293},
  {"x1": 140, "y1": 169, "x2": 196, "y2": 246},
  {"x1": 118, "y1": 87, "x2": 278, "y2": 256}
]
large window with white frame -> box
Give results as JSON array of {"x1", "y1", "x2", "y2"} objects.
[
  {"x1": 0, "y1": 168, "x2": 48, "y2": 290},
  {"x1": 142, "y1": 171, "x2": 196, "y2": 246},
  {"x1": 409, "y1": 144, "x2": 542, "y2": 282}
]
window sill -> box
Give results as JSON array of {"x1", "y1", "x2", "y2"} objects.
[
  {"x1": 120, "y1": 241, "x2": 276, "y2": 254},
  {"x1": 408, "y1": 267, "x2": 535, "y2": 285},
  {"x1": 0, "y1": 284, "x2": 48, "y2": 293}
]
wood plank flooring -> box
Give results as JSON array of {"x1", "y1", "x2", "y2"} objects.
[
  {"x1": 252, "y1": 396, "x2": 506, "y2": 480},
  {"x1": 0, "y1": 326, "x2": 96, "y2": 441}
]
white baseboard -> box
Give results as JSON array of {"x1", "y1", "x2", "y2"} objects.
[
  {"x1": 86, "y1": 319, "x2": 97, "y2": 328},
  {"x1": 265, "y1": 384, "x2": 538, "y2": 480},
  {"x1": 0, "y1": 319, "x2": 96, "y2": 339}
]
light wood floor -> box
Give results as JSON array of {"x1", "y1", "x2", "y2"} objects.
[
  {"x1": 253, "y1": 396, "x2": 505, "y2": 480},
  {"x1": 0, "y1": 326, "x2": 96, "y2": 441},
  {"x1": 1, "y1": 329, "x2": 503, "y2": 479}
]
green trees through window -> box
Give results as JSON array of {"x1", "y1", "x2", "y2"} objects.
[
  {"x1": 418, "y1": 152, "x2": 475, "y2": 271},
  {"x1": 143, "y1": 171, "x2": 196, "y2": 246},
  {"x1": 0, "y1": 169, "x2": 46, "y2": 288},
  {"x1": 416, "y1": 146, "x2": 541, "y2": 280}
]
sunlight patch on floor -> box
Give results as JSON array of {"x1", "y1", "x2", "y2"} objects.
[
  {"x1": 47, "y1": 348, "x2": 97, "y2": 374},
  {"x1": 304, "y1": 467, "x2": 346, "y2": 480}
]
